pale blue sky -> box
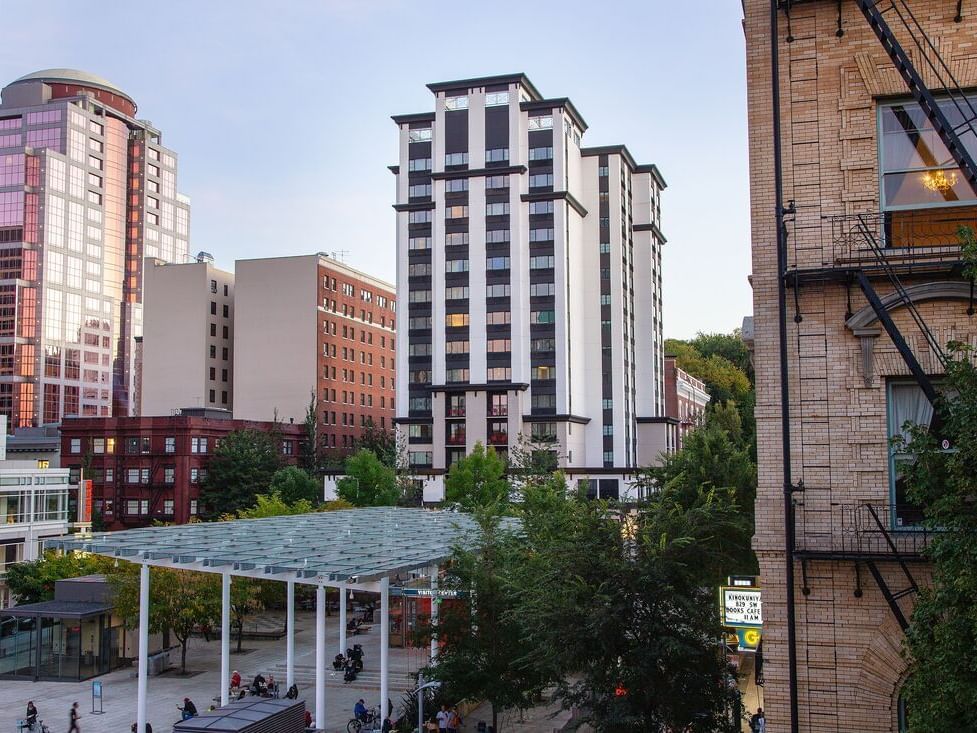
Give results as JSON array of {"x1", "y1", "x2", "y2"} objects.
[{"x1": 0, "y1": 0, "x2": 751, "y2": 340}]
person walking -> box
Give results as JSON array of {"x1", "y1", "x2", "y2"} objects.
[
  {"x1": 67, "y1": 702, "x2": 80, "y2": 733},
  {"x1": 750, "y1": 708, "x2": 766, "y2": 733},
  {"x1": 131, "y1": 723, "x2": 153, "y2": 733}
]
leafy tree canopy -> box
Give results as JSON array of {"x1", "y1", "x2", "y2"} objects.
[
  {"x1": 199, "y1": 429, "x2": 283, "y2": 517},
  {"x1": 6, "y1": 551, "x2": 115, "y2": 605},
  {"x1": 269, "y1": 465, "x2": 321, "y2": 505},
  {"x1": 337, "y1": 449, "x2": 398, "y2": 506},
  {"x1": 901, "y1": 345, "x2": 977, "y2": 733},
  {"x1": 444, "y1": 442, "x2": 509, "y2": 512}
]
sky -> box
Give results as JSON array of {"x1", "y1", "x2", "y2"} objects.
[{"x1": 0, "y1": 0, "x2": 752, "y2": 341}]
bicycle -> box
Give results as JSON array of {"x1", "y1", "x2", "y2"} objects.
[{"x1": 347, "y1": 705, "x2": 380, "y2": 733}]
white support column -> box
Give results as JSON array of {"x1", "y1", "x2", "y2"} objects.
[
  {"x1": 339, "y1": 581, "x2": 347, "y2": 656},
  {"x1": 286, "y1": 579, "x2": 295, "y2": 690},
  {"x1": 136, "y1": 563, "x2": 150, "y2": 733},
  {"x1": 315, "y1": 584, "x2": 326, "y2": 728},
  {"x1": 380, "y1": 576, "x2": 390, "y2": 724},
  {"x1": 221, "y1": 572, "x2": 231, "y2": 706},
  {"x1": 429, "y1": 564, "x2": 439, "y2": 663}
]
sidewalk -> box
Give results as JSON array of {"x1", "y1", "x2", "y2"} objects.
[{"x1": 0, "y1": 610, "x2": 425, "y2": 733}]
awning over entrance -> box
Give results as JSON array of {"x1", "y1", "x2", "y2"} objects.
[
  {"x1": 2, "y1": 600, "x2": 112, "y2": 619},
  {"x1": 45, "y1": 507, "x2": 490, "y2": 588}
]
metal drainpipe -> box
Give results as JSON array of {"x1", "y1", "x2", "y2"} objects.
[{"x1": 770, "y1": 1, "x2": 800, "y2": 731}]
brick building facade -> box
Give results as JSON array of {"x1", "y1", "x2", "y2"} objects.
[
  {"x1": 744, "y1": 2, "x2": 976, "y2": 731},
  {"x1": 663, "y1": 354, "x2": 709, "y2": 450},
  {"x1": 60, "y1": 411, "x2": 304, "y2": 528},
  {"x1": 233, "y1": 254, "x2": 396, "y2": 452}
]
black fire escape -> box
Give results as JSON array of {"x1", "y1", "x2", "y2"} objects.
[{"x1": 779, "y1": 0, "x2": 976, "y2": 634}]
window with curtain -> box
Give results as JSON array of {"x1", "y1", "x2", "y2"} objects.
[{"x1": 887, "y1": 380, "x2": 951, "y2": 527}]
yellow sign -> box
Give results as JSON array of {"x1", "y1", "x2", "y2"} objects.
[{"x1": 37, "y1": 460, "x2": 49, "y2": 469}]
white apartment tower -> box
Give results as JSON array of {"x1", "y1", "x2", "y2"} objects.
[{"x1": 393, "y1": 74, "x2": 668, "y2": 500}]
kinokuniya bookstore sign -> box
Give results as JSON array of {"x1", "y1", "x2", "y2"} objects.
[{"x1": 720, "y1": 576, "x2": 762, "y2": 652}]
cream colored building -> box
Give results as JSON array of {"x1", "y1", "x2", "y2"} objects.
[
  {"x1": 141, "y1": 256, "x2": 235, "y2": 415},
  {"x1": 232, "y1": 254, "x2": 397, "y2": 446},
  {"x1": 745, "y1": 2, "x2": 976, "y2": 731}
]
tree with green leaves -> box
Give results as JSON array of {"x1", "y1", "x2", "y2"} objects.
[
  {"x1": 636, "y1": 408, "x2": 757, "y2": 579},
  {"x1": 424, "y1": 510, "x2": 546, "y2": 733},
  {"x1": 899, "y1": 344, "x2": 977, "y2": 732},
  {"x1": 6, "y1": 551, "x2": 115, "y2": 605},
  {"x1": 355, "y1": 420, "x2": 397, "y2": 467},
  {"x1": 269, "y1": 465, "x2": 321, "y2": 505},
  {"x1": 230, "y1": 577, "x2": 264, "y2": 653},
  {"x1": 300, "y1": 392, "x2": 323, "y2": 476},
  {"x1": 112, "y1": 566, "x2": 221, "y2": 674},
  {"x1": 199, "y1": 429, "x2": 283, "y2": 517},
  {"x1": 444, "y1": 442, "x2": 509, "y2": 512},
  {"x1": 517, "y1": 491, "x2": 741, "y2": 731},
  {"x1": 337, "y1": 449, "x2": 398, "y2": 506}
]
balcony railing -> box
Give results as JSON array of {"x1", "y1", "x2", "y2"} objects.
[
  {"x1": 446, "y1": 409, "x2": 466, "y2": 417},
  {"x1": 446, "y1": 433, "x2": 466, "y2": 446},
  {"x1": 487, "y1": 432, "x2": 508, "y2": 445},
  {"x1": 487, "y1": 407, "x2": 508, "y2": 417},
  {"x1": 794, "y1": 501, "x2": 933, "y2": 559},
  {"x1": 790, "y1": 210, "x2": 974, "y2": 274}
]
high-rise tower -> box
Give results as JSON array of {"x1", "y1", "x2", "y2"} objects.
[
  {"x1": 392, "y1": 74, "x2": 669, "y2": 500},
  {"x1": 0, "y1": 68, "x2": 190, "y2": 428}
]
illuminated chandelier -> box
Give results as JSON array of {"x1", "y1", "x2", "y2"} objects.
[{"x1": 921, "y1": 169, "x2": 957, "y2": 194}]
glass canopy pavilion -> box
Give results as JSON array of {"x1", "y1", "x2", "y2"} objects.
[{"x1": 47, "y1": 507, "x2": 497, "y2": 732}]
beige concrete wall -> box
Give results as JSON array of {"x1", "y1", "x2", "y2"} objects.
[
  {"x1": 233, "y1": 255, "x2": 318, "y2": 423},
  {"x1": 744, "y1": 2, "x2": 977, "y2": 730},
  {"x1": 141, "y1": 259, "x2": 233, "y2": 415}
]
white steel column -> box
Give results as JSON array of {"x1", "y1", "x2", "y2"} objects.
[
  {"x1": 315, "y1": 584, "x2": 326, "y2": 727},
  {"x1": 339, "y1": 581, "x2": 347, "y2": 655},
  {"x1": 221, "y1": 572, "x2": 231, "y2": 706},
  {"x1": 286, "y1": 579, "x2": 295, "y2": 690},
  {"x1": 136, "y1": 563, "x2": 150, "y2": 733},
  {"x1": 380, "y1": 576, "x2": 390, "y2": 723},
  {"x1": 429, "y1": 564, "x2": 439, "y2": 662}
]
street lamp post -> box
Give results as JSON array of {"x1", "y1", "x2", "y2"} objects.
[{"x1": 416, "y1": 673, "x2": 441, "y2": 733}]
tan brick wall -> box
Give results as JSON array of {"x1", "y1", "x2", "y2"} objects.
[{"x1": 744, "y1": 2, "x2": 977, "y2": 730}]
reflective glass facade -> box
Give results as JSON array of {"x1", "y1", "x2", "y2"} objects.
[{"x1": 0, "y1": 71, "x2": 191, "y2": 427}]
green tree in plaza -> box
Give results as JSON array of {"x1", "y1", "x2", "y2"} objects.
[
  {"x1": 112, "y1": 566, "x2": 221, "y2": 674},
  {"x1": 355, "y1": 419, "x2": 397, "y2": 467},
  {"x1": 6, "y1": 551, "x2": 114, "y2": 604},
  {"x1": 444, "y1": 442, "x2": 509, "y2": 512},
  {"x1": 300, "y1": 392, "x2": 324, "y2": 476},
  {"x1": 230, "y1": 577, "x2": 264, "y2": 653},
  {"x1": 199, "y1": 429, "x2": 283, "y2": 517},
  {"x1": 269, "y1": 465, "x2": 321, "y2": 505},
  {"x1": 517, "y1": 492, "x2": 741, "y2": 731},
  {"x1": 234, "y1": 491, "x2": 317, "y2": 518},
  {"x1": 899, "y1": 344, "x2": 977, "y2": 732},
  {"x1": 424, "y1": 510, "x2": 546, "y2": 733},
  {"x1": 337, "y1": 449, "x2": 398, "y2": 506}
]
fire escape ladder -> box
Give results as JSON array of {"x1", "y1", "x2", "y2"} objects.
[
  {"x1": 863, "y1": 504, "x2": 920, "y2": 632},
  {"x1": 855, "y1": 0, "x2": 977, "y2": 195},
  {"x1": 856, "y1": 270, "x2": 941, "y2": 405}
]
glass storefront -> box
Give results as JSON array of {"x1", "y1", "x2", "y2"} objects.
[{"x1": 0, "y1": 611, "x2": 120, "y2": 681}]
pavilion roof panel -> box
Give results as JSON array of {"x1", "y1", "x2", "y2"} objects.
[{"x1": 47, "y1": 507, "x2": 511, "y2": 585}]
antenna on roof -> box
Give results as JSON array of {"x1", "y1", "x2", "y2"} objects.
[{"x1": 328, "y1": 250, "x2": 350, "y2": 263}]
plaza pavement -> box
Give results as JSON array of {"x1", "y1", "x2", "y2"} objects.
[{"x1": 0, "y1": 610, "x2": 427, "y2": 733}]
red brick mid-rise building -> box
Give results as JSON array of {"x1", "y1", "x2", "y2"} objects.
[
  {"x1": 60, "y1": 409, "x2": 304, "y2": 528},
  {"x1": 233, "y1": 254, "x2": 396, "y2": 451}
]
